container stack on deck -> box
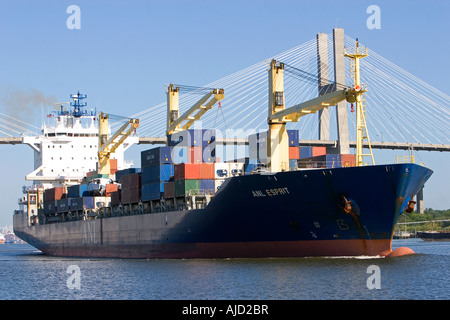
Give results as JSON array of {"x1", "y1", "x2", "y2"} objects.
[{"x1": 247, "y1": 129, "x2": 301, "y2": 172}]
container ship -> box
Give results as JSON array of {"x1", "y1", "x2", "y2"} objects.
[{"x1": 13, "y1": 50, "x2": 433, "y2": 258}]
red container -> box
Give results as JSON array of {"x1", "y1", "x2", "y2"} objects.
[
  {"x1": 44, "y1": 187, "x2": 66, "y2": 201},
  {"x1": 341, "y1": 154, "x2": 356, "y2": 167},
  {"x1": 163, "y1": 181, "x2": 175, "y2": 198},
  {"x1": 105, "y1": 184, "x2": 118, "y2": 196},
  {"x1": 189, "y1": 147, "x2": 203, "y2": 164},
  {"x1": 312, "y1": 146, "x2": 326, "y2": 157},
  {"x1": 200, "y1": 163, "x2": 214, "y2": 179},
  {"x1": 110, "y1": 159, "x2": 118, "y2": 170},
  {"x1": 174, "y1": 163, "x2": 201, "y2": 180},
  {"x1": 121, "y1": 173, "x2": 141, "y2": 189},
  {"x1": 111, "y1": 190, "x2": 121, "y2": 206},
  {"x1": 289, "y1": 147, "x2": 299, "y2": 160}
]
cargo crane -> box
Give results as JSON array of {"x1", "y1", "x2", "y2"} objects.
[
  {"x1": 267, "y1": 41, "x2": 373, "y2": 172},
  {"x1": 166, "y1": 84, "x2": 224, "y2": 136},
  {"x1": 98, "y1": 113, "x2": 139, "y2": 175}
]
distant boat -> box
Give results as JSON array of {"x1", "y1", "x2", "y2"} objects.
[
  {"x1": 417, "y1": 231, "x2": 450, "y2": 240},
  {"x1": 0, "y1": 234, "x2": 5, "y2": 244}
]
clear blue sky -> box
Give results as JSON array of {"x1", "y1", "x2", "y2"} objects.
[{"x1": 0, "y1": 0, "x2": 449, "y2": 226}]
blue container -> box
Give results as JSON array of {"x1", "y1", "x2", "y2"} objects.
[
  {"x1": 202, "y1": 145, "x2": 216, "y2": 163},
  {"x1": 299, "y1": 147, "x2": 313, "y2": 159},
  {"x1": 288, "y1": 130, "x2": 299, "y2": 146},
  {"x1": 167, "y1": 129, "x2": 204, "y2": 147},
  {"x1": 172, "y1": 146, "x2": 189, "y2": 164},
  {"x1": 200, "y1": 179, "x2": 215, "y2": 192},
  {"x1": 141, "y1": 183, "x2": 164, "y2": 201},
  {"x1": 289, "y1": 159, "x2": 298, "y2": 170},
  {"x1": 141, "y1": 147, "x2": 173, "y2": 167},
  {"x1": 324, "y1": 154, "x2": 341, "y2": 168},
  {"x1": 141, "y1": 164, "x2": 174, "y2": 184},
  {"x1": 67, "y1": 184, "x2": 88, "y2": 198},
  {"x1": 82, "y1": 197, "x2": 95, "y2": 210},
  {"x1": 43, "y1": 201, "x2": 56, "y2": 215},
  {"x1": 115, "y1": 168, "x2": 141, "y2": 183},
  {"x1": 202, "y1": 129, "x2": 216, "y2": 146},
  {"x1": 69, "y1": 197, "x2": 83, "y2": 211}
]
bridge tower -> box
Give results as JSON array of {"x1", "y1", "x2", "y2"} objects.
[{"x1": 316, "y1": 28, "x2": 350, "y2": 154}]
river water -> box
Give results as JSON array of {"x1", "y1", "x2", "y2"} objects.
[{"x1": 0, "y1": 239, "x2": 448, "y2": 301}]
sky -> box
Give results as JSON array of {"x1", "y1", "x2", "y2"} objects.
[{"x1": 0, "y1": 0, "x2": 449, "y2": 226}]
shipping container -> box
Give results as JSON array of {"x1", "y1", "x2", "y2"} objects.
[
  {"x1": 56, "y1": 198, "x2": 70, "y2": 213},
  {"x1": 115, "y1": 168, "x2": 140, "y2": 183},
  {"x1": 287, "y1": 130, "x2": 299, "y2": 146},
  {"x1": 174, "y1": 163, "x2": 201, "y2": 180},
  {"x1": 67, "y1": 184, "x2": 89, "y2": 198},
  {"x1": 189, "y1": 146, "x2": 203, "y2": 164},
  {"x1": 200, "y1": 163, "x2": 214, "y2": 179},
  {"x1": 312, "y1": 146, "x2": 326, "y2": 157},
  {"x1": 141, "y1": 147, "x2": 173, "y2": 167},
  {"x1": 111, "y1": 191, "x2": 121, "y2": 206},
  {"x1": 105, "y1": 184, "x2": 118, "y2": 196},
  {"x1": 299, "y1": 147, "x2": 313, "y2": 159},
  {"x1": 110, "y1": 159, "x2": 118, "y2": 170},
  {"x1": 163, "y1": 181, "x2": 175, "y2": 198},
  {"x1": 121, "y1": 187, "x2": 141, "y2": 204},
  {"x1": 121, "y1": 173, "x2": 141, "y2": 189},
  {"x1": 202, "y1": 129, "x2": 216, "y2": 146},
  {"x1": 289, "y1": 147, "x2": 300, "y2": 159},
  {"x1": 44, "y1": 187, "x2": 66, "y2": 202},
  {"x1": 341, "y1": 154, "x2": 356, "y2": 167},
  {"x1": 289, "y1": 159, "x2": 298, "y2": 171},
  {"x1": 43, "y1": 201, "x2": 56, "y2": 215},
  {"x1": 175, "y1": 179, "x2": 201, "y2": 197},
  {"x1": 248, "y1": 131, "x2": 268, "y2": 161},
  {"x1": 69, "y1": 197, "x2": 84, "y2": 211},
  {"x1": 298, "y1": 155, "x2": 342, "y2": 168},
  {"x1": 214, "y1": 163, "x2": 229, "y2": 179},
  {"x1": 215, "y1": 179, "x2": 226, "y2": 192},
  {"x1": 141, "y1": 164, "x2": 174, "y2": 184},
  {"x1": 172, "y1": 146, "x2": 189, "y2": 164},
  {"x1": 200, "y1": 179, "x2": 215, "y2": 193},
  {"x1": 141, "y1": 183, "x2": 164, "y2": 201},
  {"x1": 202, "y1": 144, "x2": 216, "y2": 163},
  {"x1": 167, "y1": 129, "x2": 204, "y2": 147},
  {"x1": 229, "y1": 162, "x2": 244, "y2": 176}
]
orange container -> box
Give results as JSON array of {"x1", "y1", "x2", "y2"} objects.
[
  {"x1": 341, "y1": 154, "x2": 356, "y2": 167},
  {"x1": 109, "y1": 158, "x2": 118, "y2": 170},
  {"x1": 289, "y1": 147, "x2": 299, "y2": 159},
  {"x1": 105, "y1": 184, "x2": 118, "y2": 196},
  {"x1": 312, "y1": 147, "x2": 326, "y2": 157},
  {"x1": 200, "y1": 163, "x2": 214, "y2": 179},
  {"x1": 174, "y1": 163, "x2": 201, "y2": 180}
]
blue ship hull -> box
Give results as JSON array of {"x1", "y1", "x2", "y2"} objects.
[{"x1": 14, "y1": 163, "x2": 432, "y2": 258}]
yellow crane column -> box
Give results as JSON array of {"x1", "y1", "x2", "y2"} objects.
[
  {"x1": 98, "y1": 112, "x2": 111, "y2": 175},
  {"x1": 167, "y1": 84, "x2": 180, "y2": 134},
  {"x1": 267, "y1": 59, "x2": 289, "y2": 172}
]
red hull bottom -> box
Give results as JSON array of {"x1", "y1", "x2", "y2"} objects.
[{"x1": 39, "y1": 239, "x2": 393, "y2": 259}]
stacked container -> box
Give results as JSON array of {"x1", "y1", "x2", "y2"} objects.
[
  {"x1": 140, "y1": 146, "x2": 180, "y2": 201},
  {"x1": 169, "y1": 129, "x2": 220, "y2": 197},
  {"x1": 298, "y1": 154, "x2": 342, "y2": 169},
  {"x1": 43, "y1": 187, "x2": 66, "y2": 215},
  {"x1": 121, "y1": 172, "x2": 141, "y2": 203}
]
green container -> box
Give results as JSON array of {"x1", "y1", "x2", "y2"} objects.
[{"x1": 175, "y1": 179, "x2": 200, "y2": 197}]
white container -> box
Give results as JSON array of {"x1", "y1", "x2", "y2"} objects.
[{"x1": 214, "y1": 163, "x2": 230, "y2": 179}]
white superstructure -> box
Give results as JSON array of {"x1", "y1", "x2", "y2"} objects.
[{"x1": 22, "y1": 92, "x2": 138, "y2": 189}]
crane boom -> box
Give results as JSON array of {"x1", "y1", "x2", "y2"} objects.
[
  {"x1": 166, "y1": 84, "x2": 224, "y2": 136},
  {"x1": 269, "y1": 87, "x2": 362, "y2": 123},
  {"x1": 98, "y1": 112, "x2": 139, "y2": 175}
]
